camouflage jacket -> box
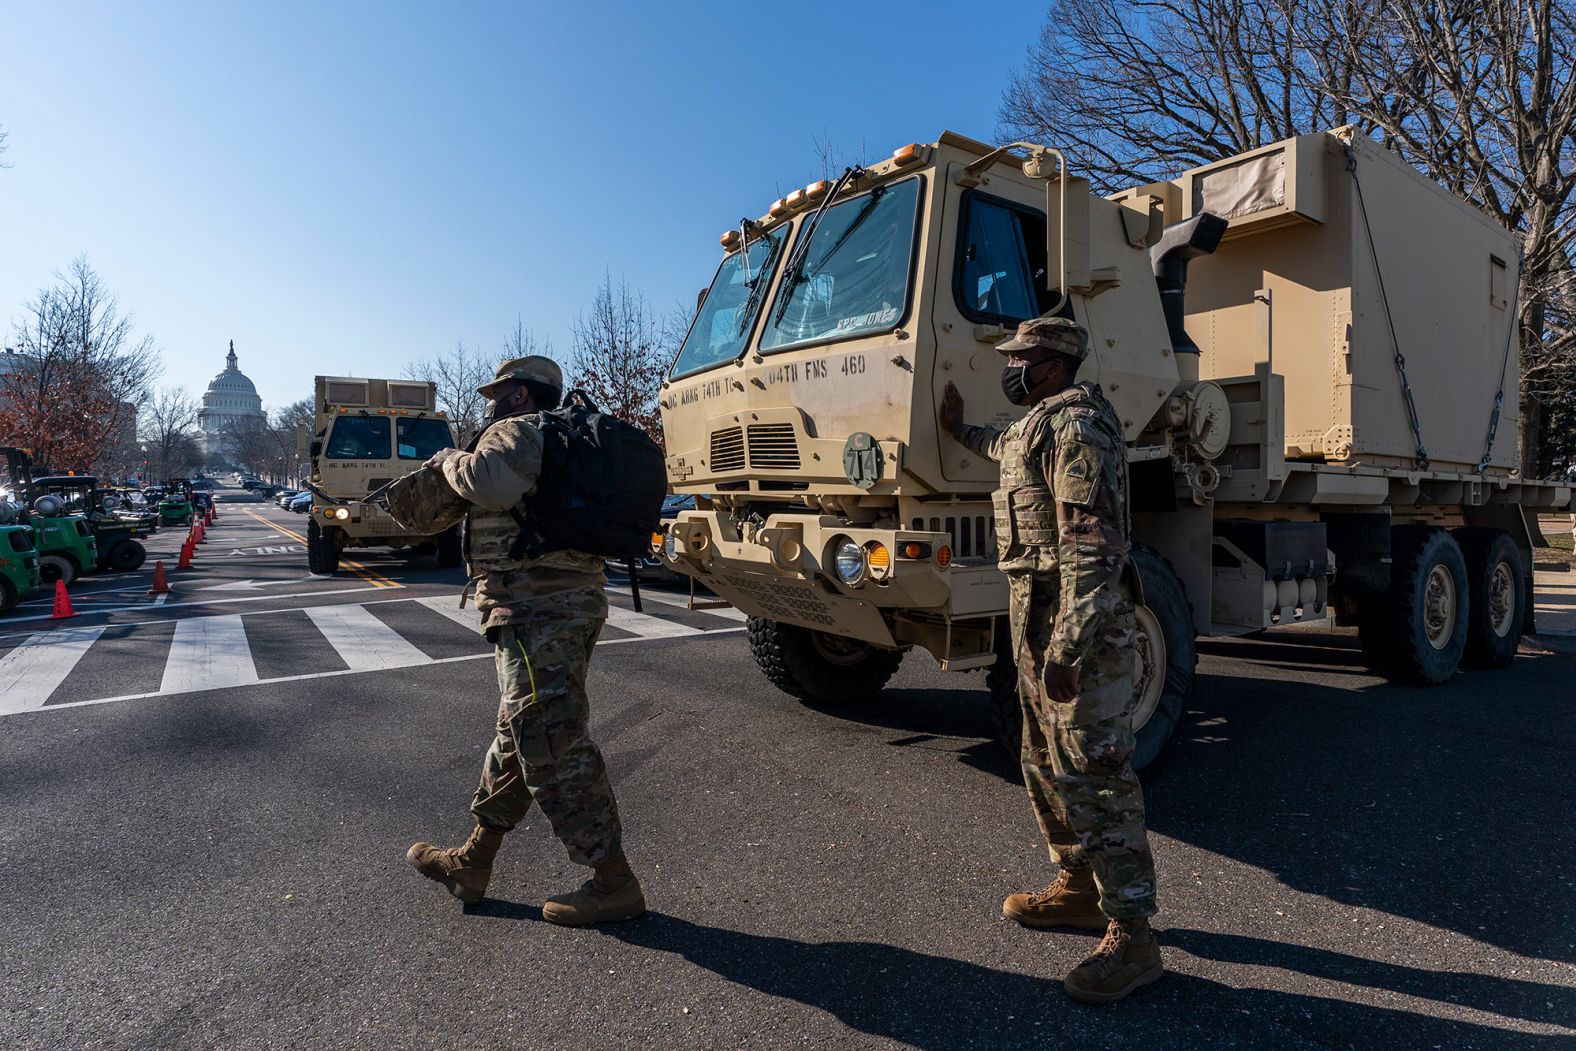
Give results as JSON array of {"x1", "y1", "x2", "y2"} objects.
[
  {"x1": 957, "y1": 381, "x2": 1131, "y2": 666},
  {"x1": 386, "y1": 413, "x2": 604, "y2": 630}
]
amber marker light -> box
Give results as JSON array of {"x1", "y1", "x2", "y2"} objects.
[
  {"x1": 785, "y1": 188, "x2": 806, "y2": 209},
  {"x1": 935, "y1": 545, "x2": 952, "y2": 567},
  {"x1": 897, "y1": 541, "x2": 932, "y2": 560},
  {"x1": 769, "y1": 198, "x2": 788, "y2": 217},
  {"x1": 650, "y1": 531, "x2": 664, "y2": 552},
  {"x1": 892, "y1": 143, "x2": 921, "y2": 166},
  {"x1": 720, "y1": 230, "x2": 741, "y2": 250},
  {"x1": 804, "y1": 180, "x2": 830, "y2": 199}
]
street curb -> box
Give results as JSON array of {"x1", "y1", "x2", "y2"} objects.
[{"x1": 1525, "y1": 633, "x2": 1576, "y2": 655}]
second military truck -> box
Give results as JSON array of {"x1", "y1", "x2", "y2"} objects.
[
  {"x1": 654, "y1": 128, "x2": 1575, "y2": 772},
  {"x1": 300, "y1": 376, "x2": 461, "y2": 574}
]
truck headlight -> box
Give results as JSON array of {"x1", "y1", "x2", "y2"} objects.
[
  {"x1": 663, "y1": 532, "x2": 678, "y2": 561},
  {"x1": 832, "y1": 537, "x2": 865, "y2": 585},
  {"x1": 334, "y1": 507, "x2": 350, "y2": 521}
]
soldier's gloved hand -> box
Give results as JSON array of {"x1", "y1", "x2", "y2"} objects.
[
  {"x1": 1043, "y1": 662, "x2": 1080, "y2": 703},
  {"x1": 939, "y1": 382, "x2": 964, "y2": 435},
  {"x1": 424, "y1": 448, "x2": 457, "y2": 470}
]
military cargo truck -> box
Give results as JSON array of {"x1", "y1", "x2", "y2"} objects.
[
  {"x1": 300, "y1": 376, "x2": 461, "y2": 574},
  {"x1": 654, "y1": 128, "x2": 1576, "y2": 770}
]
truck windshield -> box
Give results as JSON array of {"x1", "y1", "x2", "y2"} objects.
[
  {"x1": 326, "y1": 416, "x2": 391, "y2": 458},
  {"x1": 669, "y1": 229, "x2": 788, "y2": 379},
  {"x1": 397, "y1": 417, "x2": 454, "y2": 460},
  {"x1": 761, "y1": 176, "x2": 920, "y2": 351}
]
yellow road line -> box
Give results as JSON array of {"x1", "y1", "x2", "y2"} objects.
[{"x1": 241, "y1": 509, "x2": 400, "y2": 588}]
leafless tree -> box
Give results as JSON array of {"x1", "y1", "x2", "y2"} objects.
[
  {"x1": 0, "y1": 124, "x2": 10, "y2": 169},
  {"x1": 1000, "y1": 0, "x2": 1576, "y2": 473},
  {"x1": 570, "y1": 274, "x2": 669, "y2": 442},
  {"x1": 2, "y1": 257, "x2": 161, "y2": 471},
  {"x1": 140, "y1": 387, "x2": 203, "y2": 480},
  {"x1": 405, "y1": 341, "x2": 492, "y2": 446},
  {"x1": 503, "y1": 314, "x2": 553, "y2": 362}
]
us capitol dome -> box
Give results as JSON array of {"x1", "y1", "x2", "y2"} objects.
[{"x1": 198, "y1": 340, "x2": 267, "y2": 455}]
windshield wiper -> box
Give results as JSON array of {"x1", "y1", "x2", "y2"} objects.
[
  {"x1": 774, "y1": 165, "x2": 863, "y2": 323},
  {"x1": 802, "y1": 187, "x2": 886, "y2": 284},
  {"x1": 735, "y1": 226, "x2": 779, "y2": 335}
]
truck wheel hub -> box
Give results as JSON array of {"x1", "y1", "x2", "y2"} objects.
[
  {"x1": 1131, "y1": 605, "x2": 1166, "y2": 733},
  {"x1": 1424, "y1": 565, "x2": 1457, "y2": 650},
  {"x1": 1488, "y1": 561, "x2": 1515, "y2": 638}
]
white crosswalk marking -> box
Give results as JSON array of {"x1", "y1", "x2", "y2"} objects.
[
  {"x1": 606, "y1": 586, "x2": 748, "y2": 623},
  {"x1": 2, "y1": 591, "x2": 744, "y2": 717},
  {"x1": 305, "y1": 603, "x2": 429, "y2": 671},
  {"x1": 161, "y1": 615, "x2": 259, "y2": 695},
  {"x1": 415, "y1": 595, "x2": 482, "y2": 633},
  {"x1": 0, "y1": 627, "x2": 107, "y2": 715},
  {"x1": 604, "y1": 604, "x2": 702, "y2": 639}
]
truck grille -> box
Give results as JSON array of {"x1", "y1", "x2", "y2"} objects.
[
  {"x1": 710, "y1": 427, "x2": 746, "y2": 472},
  {"x1": 746, "y1": 424, "x2": 801, "y2": 470},
  {"x1": 913, "y1": 514, "x2": 994, "y2": 559}
]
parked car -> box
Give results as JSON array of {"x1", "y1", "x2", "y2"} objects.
[
  {"x1": 287, "y1": 491, "x2": 312, "y2": 513},
  {"x1": 275, "y1": 489, "x2": 300, "y2": 508}
]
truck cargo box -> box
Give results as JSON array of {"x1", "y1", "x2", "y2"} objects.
[{"x1": 1176, "y1": 129, "x2": 1520, "y2": 473}]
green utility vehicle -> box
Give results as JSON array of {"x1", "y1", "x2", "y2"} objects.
[
  {"x1": 32, "y1": 475, "x2": 152, "y2": 573},
  {"x1": 157, "y1": 479, "x2": 196, "y2": 526},
  {"x1": 0, "y1": 498, "x2": 42, "y2": 612},
  {"x1": 0, "y1": 448, "x2": 99, "y2": 587}
]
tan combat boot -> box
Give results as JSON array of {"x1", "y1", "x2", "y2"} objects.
[
  {"x1": 406, "y1": 825, "x2": 504, "y2": 905},
  {"x1": 1063, "y1": 917, "x2": 1164, "y2": 1003},
  {"x1": 541, "y1": 853, "x2": 647, "y2": 927},
  {"x1": 1003, "y1": 867, "x2": 1106, "y2": 931}
]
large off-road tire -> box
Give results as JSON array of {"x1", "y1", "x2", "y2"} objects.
[
  {"x1": 435, "y1": 526, "x2": 463, "y2": 569},
  {"x1": 984, "y1": 546, "x2": 1195, "y2": 777},
  {"x1": 38, "y1": 554, "x2": 80, "y2": 587},
  {"x1": 1367, "y1": 525, "x2": 1469, "y2": 685},
  {"x1": 0, "y1": 576, "x2": 17, "y2": 613},
  {"x1": 307, "y1": 518, "x2": 340, "y2": 575},
  {"x1": 108, "y1": 539, "x2": 146, "y2": 573},
  {"x1": 747, "y1": 617, "x2": 904, "y2": 704},
  {"x1": 1455, "y1": 528, "x2": 1525, "y2": 670}
]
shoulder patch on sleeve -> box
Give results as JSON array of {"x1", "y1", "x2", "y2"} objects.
[{"x1": 1052, "y1": 416, "x2": 1105, "y2": 507}]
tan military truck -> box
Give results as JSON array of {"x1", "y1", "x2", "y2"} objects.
[
  {"x1": 654, "y1": 128, "x2": 1576, "y2": 771},
  {"x1": 300, "y1": 376, "x2": 461, "y2": 574}
]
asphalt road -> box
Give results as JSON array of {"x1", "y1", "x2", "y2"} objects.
[{"x1": 1, "y1": 497, "x2": 1572, "y2": 1050}]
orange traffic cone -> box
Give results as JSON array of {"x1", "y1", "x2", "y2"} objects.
[
  {"x1": 51, "y1": 579, "x2": 76, "y2": 619},
  {"x1": 210, "y1": 504, "x2": 218, "y2": 521},
  {"x1": 205, "y1": 507, "x2": 215, "y2": 526},
  {"x1": 147, "y1": 560, "x2": 171, "y2": 595},
  {"x1": 177, "y1": 539, "x2": 194, "y2": 569},
  {"x1": 195, "y1": 522, "x2": 205, "y2": 544}
]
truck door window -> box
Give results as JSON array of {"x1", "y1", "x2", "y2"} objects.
[
  {"x1": 670, "y1": 229, "x2": 789, "y2": 380},
  {"x1": 396, "y1": 417, "x2": 454, "y2": 459},
  {"x1": 954, "y1": 192, "x2": 1055, "y2": 325},
  {"x1": 325, "y1": 416, "x2": 391, "y2": 458},
  {"x1": 761, "y1": 176, "x2": 922, "y2": 352}
]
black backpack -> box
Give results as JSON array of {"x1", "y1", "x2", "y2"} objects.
[{"x1": 508, "y1": 390, "x2": 667, "y2": 561}]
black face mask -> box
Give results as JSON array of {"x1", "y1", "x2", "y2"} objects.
[{"x1": 1001, "y1": 362, "x2": 1043, "y2": 406}]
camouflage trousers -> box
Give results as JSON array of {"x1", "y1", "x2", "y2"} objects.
[
  {"x1": 469, "y1": 588, "x2": 623, "y2": 867},
  {"x1": 1008, "y1": 572, "x2": 1157, "y2": 920}
]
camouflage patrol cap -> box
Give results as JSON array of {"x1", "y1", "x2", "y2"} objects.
[
  {"x1": 995, "y1": 316, "x2": 1089, "y2": 360},
  {"x1": 476, "y1": 355, "x2": 563, "y2": 398}
]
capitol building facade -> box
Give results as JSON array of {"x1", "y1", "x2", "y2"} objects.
[{"x1": 198, "y1": 341, "x2": 267, "y2": 456}]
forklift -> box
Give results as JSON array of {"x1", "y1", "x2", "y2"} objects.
[
  {"x1": 0, "y1": 448, "x2": 99, "y2": 586},
  {"x1": 31, "y1": 474, "x2": 152, "y2": 573}
]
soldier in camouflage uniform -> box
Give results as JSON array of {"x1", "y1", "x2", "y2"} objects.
[
  {"x1": 388, "y1": 356, "x2": 644, "y2": 926},
  {"x1": 940, "y1": 317, "x2": 1162, "y2": 1003}
]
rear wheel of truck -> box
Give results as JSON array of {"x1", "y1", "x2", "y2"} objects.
[
  {"x1": 1366, "y1": 525, "x2": 1469, "y2": 685},
  {"x1": 985, "y1": 546, "x2": 1194, "y2": 777},
  {"x1": 307, "y1": 519, "x2": 340, "y2": 575},
  {"x1": 109, "y1": 539, "x2": 146, "y2": 573},
  {"x1": 747, "y1": 617, "x2": 904, "y2": 705},
  {"x1": 1455, "y1": 528, "x2": 1525, "y2": 670},
  {"x1": 435, "y1": 525, "x2": 463, "y2": 569},
  {"x1": 38, "y1": 554, "x2": 79, "y2": 587},
  {"x1": 0, "y1": 576, "x2": 17, "y2": 612}
]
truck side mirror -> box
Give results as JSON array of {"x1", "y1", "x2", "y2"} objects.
[{"x1": 309, "y1": 440, "x2": 323, "y2": 458}]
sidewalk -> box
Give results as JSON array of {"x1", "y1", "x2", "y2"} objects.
[{"x1": 1533, "y1": 567, "x2": 1576, "y2": 648}]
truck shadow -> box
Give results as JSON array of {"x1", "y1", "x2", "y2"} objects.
[
  {"x1": 1148, "y1": 641, "x2": 1576, "y2": 967},
  {"x1": 817, "y1": 636, "x2": 1576, "y2": 968}
]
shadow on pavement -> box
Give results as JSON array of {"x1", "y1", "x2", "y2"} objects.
[
  {"x1": 1147, "y1": 641, "x2": 1576, "y2": 968},
  {"x1": 586, "y1": 913, "x2": 1561, "y2": 1049}
]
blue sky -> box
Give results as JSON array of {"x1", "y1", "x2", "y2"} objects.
[{"x1": 0, "y1": 2, "x2": 1047, "y2": 411}]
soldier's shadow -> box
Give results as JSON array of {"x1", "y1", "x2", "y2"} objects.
[{"x1": 566, "y1": 912, "x2": 1556, "y2": 1049}]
